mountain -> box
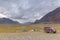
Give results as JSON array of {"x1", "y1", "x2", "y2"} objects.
[
  {"x1": 34, "y1": 7, "x2": 60, "y2": 24},
  {"x1": 24, "y1": 22, "x2": 34, "y2": 24},
  {"x1": 0, "y1": 18, "x2": 20, "y2": 24}
]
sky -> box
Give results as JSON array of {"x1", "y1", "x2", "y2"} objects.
[{"x1": 0, "y1": 0, "x2": 60, "y2": 23}]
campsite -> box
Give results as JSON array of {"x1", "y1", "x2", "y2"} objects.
[
  {"x1": 0, "y1": 24, "x2": 59, "y2": 33},
  {"x1": 0, "y1": 24, "x2": 59, "y2": 40}
]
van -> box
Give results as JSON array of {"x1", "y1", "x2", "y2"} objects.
[{"x1": 44, "y1": 27, "x2": 56, "y2": 33}]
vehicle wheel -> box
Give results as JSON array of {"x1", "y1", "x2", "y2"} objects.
[
  {"x1": 53, "y1": 31, "x2": 56, "y2": 33},
  {"x1": 46, "y1": 32, "x2": 49, "y2": 33}
]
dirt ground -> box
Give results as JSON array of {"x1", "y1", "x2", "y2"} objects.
[{"x1": 0, "y1": 32, "x2": 60, "y2": 40}]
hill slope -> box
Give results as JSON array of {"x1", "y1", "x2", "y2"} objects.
[
  {"x1": 0, "y1": 18, "x2": 19, "y2": 24},
  {"x1": 34, "y1": 7, "x2": 60, "y2": 24}
]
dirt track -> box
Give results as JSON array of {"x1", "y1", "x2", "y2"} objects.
[{"x1": 0, "y1": 32, "x2": 60, "y2": 40}]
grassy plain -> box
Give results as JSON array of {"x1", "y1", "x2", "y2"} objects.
[
  {"x1": 0, "y1": 24, "x2": 60, "y2": 40},
  {"x1": 0, "y1": 24, "x2": 59, "y2": 33}
]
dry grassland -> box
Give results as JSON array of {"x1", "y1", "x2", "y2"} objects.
[
  {"x1": 0, "y1": 24, "x2": 59, "y2": 33},
  {"x1": 0, "y1": 24, "x2": 59, "y2": 40}
]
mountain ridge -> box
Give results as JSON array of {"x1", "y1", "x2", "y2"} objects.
[
  {"x1": 0, "y1": 18, "x2": 20, "y2": 24},
  {"x1": 34, "y1": 7, "x2": 60, "y2": 24}
]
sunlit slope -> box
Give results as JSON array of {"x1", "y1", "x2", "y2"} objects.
[{"x1": 0, "y1": 24, "x2": 59, "y2": 33}]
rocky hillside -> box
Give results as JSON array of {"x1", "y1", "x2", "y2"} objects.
[
  {"x1": 0, "y1": 18, "x2": 19, "y2": 24},
  {"x1": 34, "y1": 7, "x2": 60, "y2": 24}
]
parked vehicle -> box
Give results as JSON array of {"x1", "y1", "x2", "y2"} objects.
[{"x1": 44, "y1": 27, "x2": 56, "y2": 33}]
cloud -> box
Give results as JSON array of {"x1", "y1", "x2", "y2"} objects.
[{"x1": 0, "y1": 0, "x2": 60, "y2": 23}]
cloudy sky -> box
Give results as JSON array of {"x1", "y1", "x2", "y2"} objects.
[{"x1": 0, "y1": 0, "x2": 60, "y2": 23}]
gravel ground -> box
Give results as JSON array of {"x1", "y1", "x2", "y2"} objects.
[{"x1": 0, "y1": 33, "x2": 60, "y2": 40}]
